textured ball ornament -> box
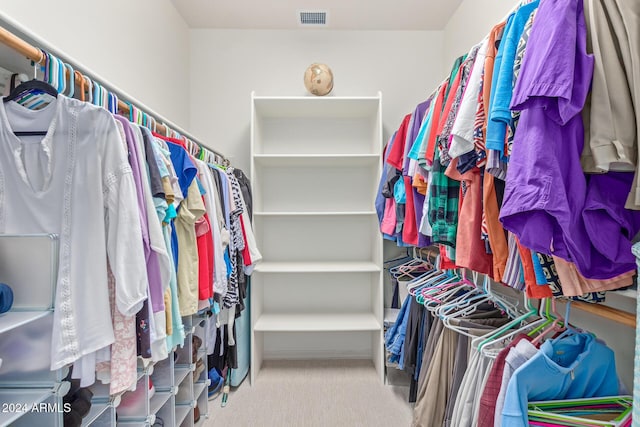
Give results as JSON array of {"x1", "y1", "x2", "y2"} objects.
[{"x1": 304, "y1": 63, "x2": 334, "y2": 96}]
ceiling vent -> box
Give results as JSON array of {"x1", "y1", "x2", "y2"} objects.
[{"x1": 299, "y1": 10, "x2": 328, "y2": 27}]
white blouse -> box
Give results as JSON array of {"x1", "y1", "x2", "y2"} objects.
[{"x1": 0, "y1": 95, "x2": 148, "y2": 371}]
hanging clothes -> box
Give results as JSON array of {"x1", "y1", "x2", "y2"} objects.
[{"x1": 0, "y1": 95, "x2": 148, "y2": 372}]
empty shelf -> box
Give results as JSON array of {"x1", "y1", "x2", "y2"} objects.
[
  {"x1": 194, "y1": 382, "x2": 207, "y2": 401},
  {"x1": 174, "y1": 367, "x2": 191, "y2": 388},
  {"x1": 254, "y1": 154, "x2": 379, "y2": 167},
  {"x1": 0, "y1": 311, "x2": 50, "y2": 334},
  {"x1": 175, "y1": 405, "x2": 191, "y2": 426},
  {"x1": 255, "y1": 262, "x2": 381, "y2": 273},
  {"x1": 82, "y1": 402, "x2": 111, "y2": 425},
  {"x1": 149, "y1": 391, "x2": 172, "y2": 415},
  {"x1": 254, "y1": 313, "x2": 381, "y2": 332},
  {"x1": 0, "y1": 388, "x2": 52, "y2": 426},
  {"x1": 253, "y1": 96, "x2": 380, "y2": 118}
]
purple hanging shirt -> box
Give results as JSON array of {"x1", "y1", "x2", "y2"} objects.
[
  {"x1": 500, "y1": 0, "x2": 640, "y2": 279},
  {"x1": 408, "y1": 100, "x2": 432, "y2": 248},
  {"x1": 114, "y1": 116, "x2": 164, "y2": 313}
]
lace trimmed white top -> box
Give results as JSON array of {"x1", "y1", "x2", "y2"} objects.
[{"x1": 0, "y1": 95, "x2": 148, "y2": 371}]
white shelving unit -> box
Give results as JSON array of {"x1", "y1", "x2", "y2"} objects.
[
  {"x1": 0, "y1": 235, "x2": 213, "y2": 427},
  {"x1": 116, "y1": 313, "x2": 211, "y2": 427},
  {"x1": 250, "y1": 93, "x2": 384, "y2": 383}
]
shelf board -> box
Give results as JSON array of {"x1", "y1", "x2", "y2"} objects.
[
  {"x1": 175, "y1": 367, "x2": 191, "y2": 388},
  {"x1": 0, "y1": 388, "x2": 52, "y2": 426},
  {"x1": 116, "y1": 421, "x2": 149, "y2": 427},
  {"x1": 253, "y1": 95, "x2": 380, "y2": 118},
  {"x1": 612, "y1": 288, "x2": 637, "y2": 300},
  {"x1": 253, "y1": 154, "x2": 379, "y2": 167},
  {"x1": 149, "y1": 391, "x2": 172, "y2": 415},
  {"x1": 194, "y1": 382, "x2": 207, "y2": 401},
  {"x1": 0, "y1": 310, "x2": 50, "y2": 334},
  {"x1": 254, "y1": 313, "x2": 381, "y2": 332},
  {"x1": 384, "y1": 308, "x2": 401, "y2": 326},
  {"x1": 175, "y1": 404, "x2": 192, "y2": 426},
  {"x1": 255, "y1": 211, "x2": 376, "y2": 217},
  {"x1": 82, "y1": 402, "x2": 111, "y2": 425},
  {"x1": 254, "y1": 262, "x2": 381, "y2": 273}
]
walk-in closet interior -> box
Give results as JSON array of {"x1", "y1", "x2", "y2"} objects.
[{"x1": 0, "y1": 0, "x2": 638, "y2": 426}]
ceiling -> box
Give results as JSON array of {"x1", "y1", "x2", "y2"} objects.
[{"x1": 170, "y1": 0, "x2": 463, "y2": 31}]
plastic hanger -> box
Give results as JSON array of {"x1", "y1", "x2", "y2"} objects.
[
  {"x1": 92, "y1": 80, "x2": 101, "y2": 106},
  {"x1": 479, "y1": 296, "x2": 547, "y2": 358},
  {"x1": 63, "y1": 63, "x2": 74, "y2": 98},
  {"x1": 83, "y1": 75, "x2": 93, "y2": 104},
  {"x1": 531, "y1": 298, "x2": 566, "y2": 346},
  {"x1": 550, "y1": 301, "x2": 581, "y2": 342},
  {"x1": 419, "y1": 269, "x2": 473, "y2": 305},
  {"x1": 74, "y1": 71, "x2": 85, "y2": 101},
  {"x1": 434, "y1": 272, "x2": 488, "y2": 317},
  {"x1": 4, "y1": 52, "x2": 59, "y2": 137},
  {"x1": 56, "y1": 57, "x2": 65, "y2": 94},
  {"x1": 406, "y1": 269, "x2": 445, "y2": 296}
]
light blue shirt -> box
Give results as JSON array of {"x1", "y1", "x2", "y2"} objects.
[
  {"x1": 485, "y1": 13, "x2": 515, "y2": 156},
  {"x1": 502, "y1": 333, "x2": 619, "y2": 427},
  {"x1": 486, "y1": 3, "x2": 538, "y2": 157}
]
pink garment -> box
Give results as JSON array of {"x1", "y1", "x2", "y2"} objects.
[
  {"x1": 96, "y1": 265, "x2": 137, "y2": 394},
  {"x1": 381, "y1": 198, "x2": 397, "y2": 236},
  {"x1": 552, "y1": 256, "x2": 634, "y2": 296}
]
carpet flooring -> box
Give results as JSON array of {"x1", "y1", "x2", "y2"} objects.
[{"x1": 203, "y1": 360, "x2": 413, "y2": 427}]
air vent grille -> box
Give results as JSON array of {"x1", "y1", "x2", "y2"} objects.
[{"x1": 299, "y1": 11, "x2": 328, "y2": 26}]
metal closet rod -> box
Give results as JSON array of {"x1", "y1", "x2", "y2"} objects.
[{"x1": 0, "y1": 23, "x2": 228, "y2": 163}]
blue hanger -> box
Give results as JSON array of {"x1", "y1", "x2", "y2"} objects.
[
  {"x1": 92, "y1": 80, "x2": 101, "y2": 106},
  {"x1": 57, "y1": 58, "x2": 65, "y2": 94},
  {"x1": 64, "y1": 63, "x2": 74, "y2": 98}
]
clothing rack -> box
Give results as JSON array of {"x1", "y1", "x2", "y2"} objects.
[
  {"x1": 413, "y1": 247, "x2": 636, "y2": 328},
  {"x1": 414, "y1": 0, "x2": 639, "y2": 332},
  {"x1": 0, "y1": 18, "x2": 228, "y2": 164}
]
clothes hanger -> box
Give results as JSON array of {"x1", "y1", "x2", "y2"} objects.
[
  {"x1": 531, "y1": 298, "x2": 566, "y2": 346},
  {"x1": 550, "y1": 301, "x2": 582, "y2": 342},
  {"x1": 74, "y1": 71, "x2": 85, "y2": 102},
  {"x1": 434, "y1": 272, "x2": 490, "y2": 317},
  {"x1": 92, "y1": 80, "x2": 101, "y2": 107},
  {"x1": 4, "y1": 52, "x2": 59, "y2": 136},
  {"x1": 476, "y1": 290, "x2": 541, "y2": 352},
  {"x1": 406, "y1": 269, "x2": 445, "y2": 296},
  {"x1": 423, "y1": 273, "x2": 476, "y2": 310},
  {"x1": 422, "y1": 278, "x2": 472, "y2": 311},
  {"x1": 83, "y1": 75, "x2": 93, "y2": 104},
  {"x1": 391, "y1": 252, "x2": 433, "y2": 279},
  {"x1": 418, "y1": 269, "x2": 472, "y2": 305},
  {"x1": 63, "y1": 63, "x2": 74, "y2": 98},
  {"x1": 110, "y1": 92, "x2": 119, "y2": 115},
  {"x1": 479, "y1": 297, "x2": 548, "y2": 358},
  {"x1": 102, "y1": 86, "x2": 109, "y2": 111},
  {"x1": 8, "y1": 50, "x2": 57, "y2": 112},
  {"x1": 384, "y1": 248, "x2": 413, "y2": 266},
  {"x1": 418, "y1": 274, "x2": 462, "y2": 302}
]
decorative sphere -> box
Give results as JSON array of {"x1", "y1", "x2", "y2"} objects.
[{"x1": 304, "y1": 63, "x2": 334, "y2": 96}]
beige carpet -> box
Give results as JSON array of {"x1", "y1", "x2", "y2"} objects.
[{"x1": 204, "y1": 360, "x2": 413, "y2": 427}]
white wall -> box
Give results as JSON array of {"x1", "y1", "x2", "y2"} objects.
[
  {"x1": 443, "y1": 0, "x2": 515, "y2": 70},
  {"x1": 0, "y1": 0, "x2": 191, "y2": 128},
  {"x1": 189, "y1": 29, "x2": 444, "y2": 172}
]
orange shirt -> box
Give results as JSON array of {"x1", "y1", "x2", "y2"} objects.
[{"x1": 424, "y1": 82, "x2": 448, "y2": 165}]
